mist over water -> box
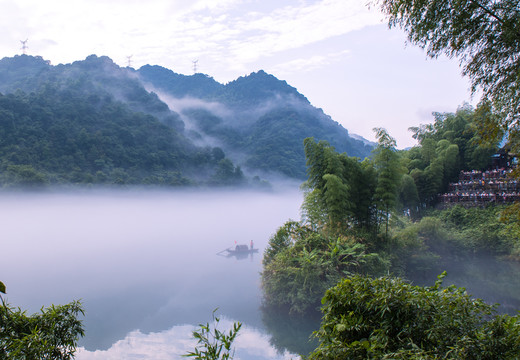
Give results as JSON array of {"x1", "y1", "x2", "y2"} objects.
[{"x1": 0, "y1": 188, "x2": 303, "y2": 359}]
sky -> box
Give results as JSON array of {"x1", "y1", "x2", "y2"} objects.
[{"x1": 0, "y1": 0, "x2": 475, "y2": 148}]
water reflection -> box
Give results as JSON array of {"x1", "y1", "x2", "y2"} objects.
[
  {"x1": 260, "y1": 306, "x2": 321, "y2": 357},
  {"x1": 76, "y1": 318, "x2": 299, "y2": 360}
]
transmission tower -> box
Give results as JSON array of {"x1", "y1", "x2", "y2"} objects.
[
  {"x1": 126, "y1": 55, "x2": 133, "y2": 68},
  {"x1": 192, "y1": 59, "x2": 198, "y2": 74},
  {"x1": 20, "y1": 39, "x2": 28, "y2": 55}
]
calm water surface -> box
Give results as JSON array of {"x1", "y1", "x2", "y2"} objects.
[{"x1": 0, "y1": 188, "x2": 305, "y2": 360}]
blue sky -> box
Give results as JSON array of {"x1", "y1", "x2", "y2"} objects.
[{"x1": 0, "y1": 0, "x2": 474, "y2": 148}]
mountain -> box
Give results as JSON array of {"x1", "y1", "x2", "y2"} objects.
[
  {"x1": 0, "y1": 55, "x2": 244, "y2": 187},
  {"x1": 0, "y1": 54, "x2": 373, "y2": 187},
  {"x1": 138, "y1": 66, "x2": 373, "y2": 178}
]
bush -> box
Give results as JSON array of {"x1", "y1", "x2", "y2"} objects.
[
  {"x1": 309, "y1": 273, "x2": 520, "y2": 359},
  {"x1": 0, "y1": 290, "x2": 84, "y2": 359},
  {"x1": 261, "y1": 222, "x2": 389, "y2": 314}
]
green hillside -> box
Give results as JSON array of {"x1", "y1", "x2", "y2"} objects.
[
  {"x1": 0, "y1": 54, "x2": 373, "y2": 186},
  {"x1": 138, "y1": 66, "x2": 373, "y2": 178}
]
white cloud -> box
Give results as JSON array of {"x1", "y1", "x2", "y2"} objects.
[
  {"x1": 209, "y1": 0, "x2": 380, "y2": 65},
  {"x1": 269, "y1": 49, "x2": 351, "y2": 74},
  {"x1": 0, "y1": 0, "x2": 380, "y2": 77},
  {"x1": 76, "y1": 319, "x2": 299, "y2": 360}
]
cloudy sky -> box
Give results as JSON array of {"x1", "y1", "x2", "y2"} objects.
[{"x1": 0, "y1": 0, "x2": 474, "y2": 148}]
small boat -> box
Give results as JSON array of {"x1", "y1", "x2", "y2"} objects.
[
  {"x1": 217, "y1": 241, "x2": 259, "y2": 258},
  {"x1": 225, "y1": 244, "x2": 259, "y2": 255}
]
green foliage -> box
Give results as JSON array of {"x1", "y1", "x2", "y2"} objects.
[
  {"x1": 138, "y1": 65, "x2": 224, "y2": 99},
  {"x1": 385, "y1": 216, "x2": 441, "y2": 278},
  {"x1": 309, "y1": 273, "x2": 520, "y2": 359},
  {"x1": 184, "y1": 310, "x2": 241, "y2": 360},
  {"x1": 0, "y1": 89, "x2": 193, "y2": 186},
  {"x1": 4, "y1": 164, "x2": 48, "y2": 187},
  {"x1": 403, "y1": 105, "x2": 500, "y2": 207},
  {"x1": 0, "y1": 285, "x2": 84, "y2": 360},
  {"x1": 262, "y1": 222, "x2": 389, "y2": 314},
  {"x1": 302, "y1": 138, "x2": 378, "y2": 234},
  {"x1": 385, "y1": 206, "x2": 520, "y2": 284},
  {"x1": 322, "y1": 173, "x2": 351, "y2": 228},
  {"x1": 262, "y1": 220, "x2": 304, "y2": 267},
  {"x1": 433, "y1": 205, "x2": 520, "y2": 256},
  {"x1": 373, "y1": 128, "x2": 404, "y2": 237},
  {"x1": 0, "y1": 85, "x2": 254, "y2": 187},
  {"x1": 209, "y1": 158, "x2": 246, "y2": 186},
  {"x1": 398, "y1": 174, "x2": 419, "y2": 217}
]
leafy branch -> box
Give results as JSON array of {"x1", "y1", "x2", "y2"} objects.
[{"x1": 184, "y1": 310, "x2": 242, "y2": 360}]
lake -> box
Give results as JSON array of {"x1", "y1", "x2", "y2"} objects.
[{"x1": 0, "y1": 188, "x2": 306, "y2": 360}]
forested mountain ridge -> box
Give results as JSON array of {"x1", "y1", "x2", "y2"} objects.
[
  {"x1": 0, "y1": 54, "x2": 373, "y2": 185},
  {"x1": 0, "y1": 55, "x2": 241, "y2": 186},
  {"x1": 138, "y1": 65, "x2": 372, "y2": 178}
]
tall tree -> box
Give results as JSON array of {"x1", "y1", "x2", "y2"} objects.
[
  {"x1": 302, "y1": 138, "x2": 378, "y2": 233},
  {"x1": 302, "y1": 138, "x2": 350, "y2": 233},
  {"x1": 322, "y1": 173, "x2": 351, "y2": 231},
  {"x1": 399, "y1": 173, "x2": 420, "y2": 217},
  {"x1": 373, "y1": 128, "x2": 403, "y2": 238}
]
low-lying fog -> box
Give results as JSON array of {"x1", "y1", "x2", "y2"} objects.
[{"x1": 0, "y1": 188, "x2": 303, "y2": 359}]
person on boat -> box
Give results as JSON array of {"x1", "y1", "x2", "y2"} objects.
[{"x1": 250, "y1": 240, "x2": 254, "y2": 250}]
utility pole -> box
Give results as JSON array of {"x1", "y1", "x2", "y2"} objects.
[
  {"x1": 192, "y1": 59, "x2": 198, "y2": 74},
  {"x1": 20, "y1": 39, "x2": 28, "y2": 55},
  {"x1": 126, "y1": 55, "x2": 133, "y2": 68}
]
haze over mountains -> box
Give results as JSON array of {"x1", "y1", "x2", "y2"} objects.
[{"x1": 0, "y1": 54, "x2": 373, "y2": 187}]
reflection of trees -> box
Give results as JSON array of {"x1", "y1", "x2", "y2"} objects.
[{"x1": 260, "y1": 305, "x2": 321, "y2": 357}]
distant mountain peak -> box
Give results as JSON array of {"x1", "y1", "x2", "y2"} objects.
[
  {"x1": 138, "y1": 64, "x2": 223, "y2": 99},
  {"x1": 222, "y1": 70, "x2": 309, "y2": 106},
  {"x1": 350, "y1": 133, "x2": 377, "y2": 147},
  {"x1": 71, "y1": 54, "x2": 122, "y2": 73}
]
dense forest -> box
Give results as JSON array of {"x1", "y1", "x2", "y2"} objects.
[{"x1": 0, "y1": 54, "x2": 372, "y2": 187}]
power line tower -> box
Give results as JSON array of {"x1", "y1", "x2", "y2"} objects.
[
  {"x1": 192, "y1": 59, "x2": 198, "y2": 74},
  {"x1": 20, "y1": 39, "x2": 28, "y2": 55},
  {"x1": 126, "y1": 55, "x2": 133, "y2": 68}
]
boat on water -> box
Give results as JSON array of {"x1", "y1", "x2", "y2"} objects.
[
  {"x1": 217, "y1": 240, "x2": 259, "y2": 257},
  {"x1": 226, "y1": 244, "x2": 259, "y2": 255}
]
